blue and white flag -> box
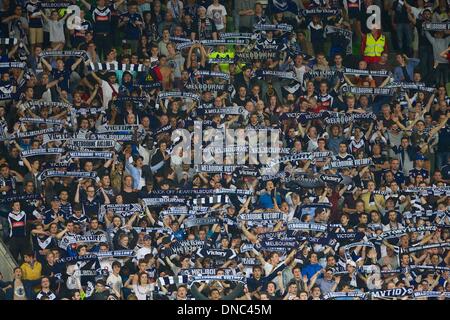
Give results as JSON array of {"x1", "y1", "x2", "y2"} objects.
[{"x1": 267, "y1": 0, "x2": 299, "y2": 14}]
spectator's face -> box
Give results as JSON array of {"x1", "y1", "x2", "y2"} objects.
[
  {"x1": 41, "y1": 278, "x2": 50, "y2": 289},
  {"x1": 359, "y1": 214, "x2": 368, "y2": 224},
  {"x1": 391, "y1": 160, "x2": 400, "y2": 170},
  {"x1": 177, "y1": 287, "x2": 187, "y2": 298},
  {"x1": 260, "y1": 294, "x2": 269, "y2": 300},
  {"x1": 356, "y1": 202, "x2": 365, "y2": 212},
  {"x1": 12, "y1": 201, "x2": 20, "y2": 211},
  {"x1": 312, "y1": 287, "x2": 321, "y2": 297},
  {"x1": 388, "y1": 211, "x2": 397, "y2": 222},
  {"x1": 299, "y1": 292, "x2": 308, "y2": 300},
  {"x1": 327, "y1": 256, "x2": 336, "y2": 266},
  {"x1": 198, "y1": 7, "x2": 206, "y2": 17},
  {"x1": 14, "y1": 268, "x2": 22, "y2": 278},
  {"x1": 124, "y1": 176, "x2": 133, "y2": 187},
  {"x1": 288, "y1": 284, "x2": 297, "y2": 294}
]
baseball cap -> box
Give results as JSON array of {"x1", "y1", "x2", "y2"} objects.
[{"x1": 143, "y1": 235, "x2": 151, "y2": 241}]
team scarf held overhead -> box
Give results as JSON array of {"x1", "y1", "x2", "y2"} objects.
[
  {"x1": 133, "y1": 227, "x2": 173, "y2": 235},
  {"x1": 193, "y1": 164, "x2": 239, "y2": 173},
  {"x1": 40, "y1": 2, "x2": 71, "y2": 8},
  {"x1": 0, "y1": 62, "x2": 27, "y2": 69},
  {"x1": 220, "y1": 33, "x2": 254, "y2": 39},
  {"x1": 179, "y1": 268, "x2": 235, "y2": 276},
  {"x1": 238, "y1": 211, "x2": 286, "y2": 222},
  {"x1": 99, "y1": 203, "x2": 142, "y2": 218},
  {"x1": 342, "y1": 68, "x2": 391, "y2": 77},
  {"x1": 185, "y1": 83, "x2": 234, "y2": 93},
  {"x1": 256, "y1": 70, "x2": 298, "y2": 81},
  {"x1": 20, "y1": 148, "x2": 64, "y2": 158},
  {"x1": 87, "y1": 63, "x2": 148, "y2": 72},
  {"x1": 323, "y1": 291, "x2": 367, "y2": 300},
  {"x1": 67, "y1": 139, "x2": 118, "y2": 149},
  {"x1": 22, "y1": 101, "x2": 72, "y2": 112},
  {"x1": 160, "y1": 206, "x2": 215, "y2": 216},
  {"x1": 42, "y1": 132, "x2": 77, "y2": 144},
  {"x1": 94, "y1": 250, "x2": 135, "y2": 258},
  {"x1": 304, "y1": 70, "x2": 339, "y2": 81},
  {"x1": 189, "y1": 275, "x2": 246, "y2": 285},
  {"x1": 192, "y1": 106, "x2": 247, "y2": 116},
  {"x1": 324, "y1": 25, "x2": 353, "y2": 54},
  {"x1": 287, "y1": 221, "x2": 328, "y2": 232},
  {"x1": 147, "y1": 188, "x2": 253, "y2": 197},
  {"x1": 403, "y1": 186, "x2": 450, "y2": 197},
  {"x1": 0, "y1": 92, "x2": 19, "y2": 101},
  {"x1": 341, "y1": 85, "x2": 397, "y2": 96},
  {"x1": 55, "y1": 254, "x2": 99, "y2": 265},
  {"x1": 253, "y1": 23, "x2": 293, "y2": 32},
  {"x1": 369, "y1": 287, "x2": 414, "y2": 299},
  {"x1": 183, "y1": 217, "x2": 221, "y2": 228},
  {"x1": 40, "y1": 50, "x2": 88, "y2": 60},
  {"x1": 193, "y1": 70, "x2": 231, "y2": 81},
  {"x1": 298, "y1": 8, "x2": 341, "y2": 17},
  {"x1": 142, "y1": 197, "x2": 187, "y2": 206},
  {"x1": 59, "y1": 234, "x2": 108, "y2": 249},
  {"x1": 67, "y1": 151, "x2": 114, "y2": 159},
  {"x1": 176, "y1": 39, "x2": 249, "y2": 51},
  {"x1": 422, "y1": 22, "x2": 450, "y2": 31},
  {"x1": 0, "y1": 38, "x2": 18, "y2": 45},
  {"x1": 387, "y1": 81, "x2": 435, "y2": 93},
  {"x1": 167, "y1": 240, "x2": 206, "y2": 255},
  {"x1": 38, "y1": 170, "x2": 97, "y2": 181},
  {"x1": 5, "y1": 126, "x2": 63, "y2": 141},
  {"x1": 0, "y1": 193, "x2": 42, "y2": 203},
  {"x1": 156, "y1": 91, "x2": 200, "y2": 103},
  {"x1": 399, "y1": 242, "x2": 450, "y2": 254},
  {"x1": 323, "y1": 158, "x2": 372, "y2": 170},
  {"x1": 235, "y1": 51, "x2": 279, "y2": 62},
  {"x1": 19, "y1": 117, "x2": 65, "y2": 126}
]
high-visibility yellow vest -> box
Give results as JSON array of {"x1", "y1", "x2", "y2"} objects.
[
  {"x1": 364, "y1": 33, "x2": 385, "y2": 57},
  {"x1": 208, "y1": 51, "x2": 235, "y2": 73}
]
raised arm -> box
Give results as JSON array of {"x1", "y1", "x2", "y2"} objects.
[
  {"x1": 40, "y1": 57, "x2": 52, "y2": 72},
  {"x1": 80, "y1": 0, "x2": 92, "y2": 11}
]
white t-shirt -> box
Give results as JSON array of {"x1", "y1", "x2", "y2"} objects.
[
  {"x1": 207, "y1": 4, "x2": 227, "y2": 30},
  {"x1": 101, "y1": 79, "x2": 119, "y2": 108},
  {"x1": 133, "y1": 284, "x2": 154, "y2": 300},
  {"x1": 106, "y1": 273, "x2": 123, "y2": 295},
  {"x1": 48, "y1": 20, "x2": 65, "y2": 42},
  {"x1": 134, "y1": 246, "x2": 158, "y2": 263}
]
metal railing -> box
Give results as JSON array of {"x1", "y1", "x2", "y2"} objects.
[{"x1": 0, "y1": 238, "x2": 18, "y2": 282}]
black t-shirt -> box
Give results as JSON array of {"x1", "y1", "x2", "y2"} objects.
[
  {"x1": 91, "y1": 5, "x2": 115, "y2": 34},
  {"x1": 121, "y1": 190, "x2": 139, "y2": 204},
  {"x1": 192, "y1": 17, "x2": 217, "y2": 40},
  {"x1": 51, "y1": 65, "x2": 72, "y2": 92}
]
